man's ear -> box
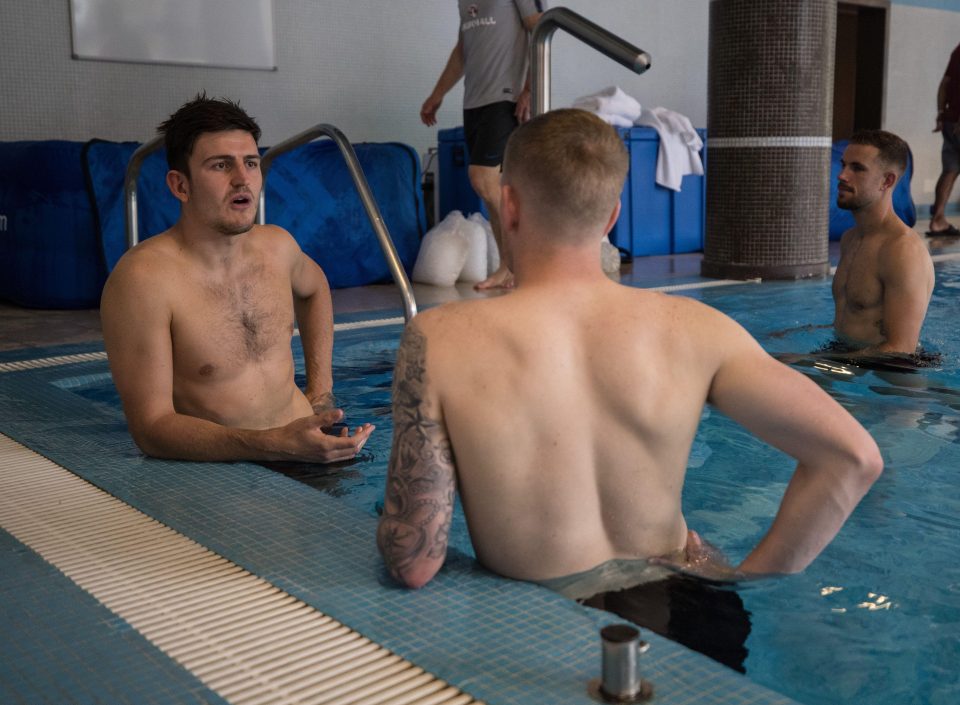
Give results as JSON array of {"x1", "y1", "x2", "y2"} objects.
[
  {"x1": 603, "y1": 200, "x2": 622, "y2": 237},
  {"x1": 881, "y1": 170, "x2": 898, "y2": 192},
  {"x1": 166, "y1": 170, "x2": 189, "y2": 203}
]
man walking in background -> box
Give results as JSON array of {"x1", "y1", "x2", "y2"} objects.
[
  {"x1": 420, "y1": 1, "x2": 545, "y2": 289},
  {"x1": 929, "y1": 41, "x2": 960, "y2": 237}
]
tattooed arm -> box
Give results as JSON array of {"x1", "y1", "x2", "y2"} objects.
[{"x1": 377, "y1": 319, "x2": 456, "y2": 588}]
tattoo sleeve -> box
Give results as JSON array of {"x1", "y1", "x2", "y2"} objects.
[{"x1": 377, "y1": 322, "x2": 456, "y2": 585}]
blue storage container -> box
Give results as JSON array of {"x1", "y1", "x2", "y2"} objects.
[
  {"x1": 437, "y1": 127, "x2": 485, "y2": 219},
  {"x1": 0, "y1": 140, "x2": 106, "y2": 308},
  {"x1": 611, "y1": 127, "x2": 707, "y2": 256},
  {"x1": 436, "y1": 125, "x2": 706, "y2": 255}
]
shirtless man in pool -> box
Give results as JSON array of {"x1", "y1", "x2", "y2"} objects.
[
  {"x1": 833, "y1": 130, "x2": 935, "y2": 355},
  {"x1": 101, "y1": 94, "x2": 373, "y2": 463},
  {"x1": 377, "y1": 109, "x2": 882, "y2": 591}
]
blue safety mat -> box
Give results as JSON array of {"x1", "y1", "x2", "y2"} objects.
[{"x1": 84, "y1": 139, "x2": 426, "y2": 288}]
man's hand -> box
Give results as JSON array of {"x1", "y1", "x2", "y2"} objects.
[
  {"x1": 421, "y1": 94, "x2": 443, "y2": 126},
  {"x1": 515, "y1": 88, "x2": 532, "y2": 124},
  {"x1": 279, "y1": 409, "x2": 374, "y2": 464},
  {"x1": 651, "y1": 530, "x2": 743, "y2": 582}
]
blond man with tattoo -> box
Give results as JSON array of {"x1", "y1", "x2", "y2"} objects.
[{"x1": 377, "y1": 110, "x2": 882, "y2": 596}]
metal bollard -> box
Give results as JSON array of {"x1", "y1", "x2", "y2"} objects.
[{"x1": 588, "y1": 624, "x2": 654, "y2": 703}]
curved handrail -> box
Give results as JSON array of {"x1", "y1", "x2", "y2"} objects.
[
  {"x1": 123, "y1": 136, "x2": 164, "y2": 250},
  {"x1": 531, "y1": 7, "x2": 652, "y2": 116},
  {"x1": 122, "y1": 126, "x2": 418, "y2": 322},
  {"x1": 259, "y1": 124, "x2": 418, "y2": 323}
]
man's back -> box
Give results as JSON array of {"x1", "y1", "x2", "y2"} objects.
[
  {"x1": 420, "y1": 279, "x2": 732, "y2": 580},
  {"x1": 379, "y1": 109, "x2": 882, "y2": 591}
]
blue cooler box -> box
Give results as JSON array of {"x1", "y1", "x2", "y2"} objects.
[
  {"x1": 438, "y1": 127, "x2": 485, "y2": 219},
  {"x1": 437, "y1": 125, "x2": 705, "y2": 255},
  {"x1": 611, "y1": 126, "x2": 707, "y2": 256}
]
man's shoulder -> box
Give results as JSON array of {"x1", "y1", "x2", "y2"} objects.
[
  {"x1": 409, "y1": 298, "x2": 488, "y2": 336},
  {"x1": 109, "y1": 231, "x2": 177, "y2": 279}
]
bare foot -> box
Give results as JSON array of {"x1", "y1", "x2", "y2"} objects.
[{"x1": 474, "y1": 266, "x2": 514, "y2": 291}]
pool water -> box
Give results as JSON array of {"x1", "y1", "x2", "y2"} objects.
[{"x1": 67, "y1": 261, "x2": 960, "y2": 705}]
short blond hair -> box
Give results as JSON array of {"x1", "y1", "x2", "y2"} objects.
[{"x1": 502, "y1": 109, "x2": 629, "y2": 237}]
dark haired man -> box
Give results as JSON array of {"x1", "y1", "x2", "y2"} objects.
[
  {"x1": 833, "y1": 130, "x2": 935, "y2": 355},
  {"x1": 378, "y1": 110, "x2": 880, "y2": 613},
  {"x1": 101, "y1": 95, "x2": 373, "y2": 463}
]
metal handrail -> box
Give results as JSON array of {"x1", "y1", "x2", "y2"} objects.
[
  {"x1": 123, "y1": 136, "x2": 164, "y2": 250},
  {"x1": 531, "y1": 7, "x2": 652, "y2": 116},
  {"x1": 122, "y1": 126, "x2": 418, "y2": 322},
  {"x1": 258, "y1": 124, "x2": 417, "y2": 323}
]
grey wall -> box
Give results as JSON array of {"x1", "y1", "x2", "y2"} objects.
[
  {"x1": 0, "y1": 1, "x2": 957, "y2": 209},
  {"x1": 0, "y1": 1, "x2": 708, "y2": 155}
]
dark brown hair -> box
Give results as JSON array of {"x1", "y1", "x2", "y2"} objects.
[
  {"x1": 158, "y1": 92, "x2": 261, "y2": 175},
  {"x1": 849, "y1": 129, "x2": 909, "y2": 176}
]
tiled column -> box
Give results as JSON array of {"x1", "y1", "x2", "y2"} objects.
[{"x1": 702, "y1": 0, "x2": 836, "y2": 280}]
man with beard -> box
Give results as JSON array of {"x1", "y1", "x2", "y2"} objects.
[
  {"x1": 101, "y1": 94, "x2": 373, "y2": 463},
  {"x1": 832, "y1": 130, "x2": 935, "y2": 355}
]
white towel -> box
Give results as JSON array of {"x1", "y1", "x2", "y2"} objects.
[
  {"x1": 634, "y1": 106, "x2": 704, "y2": 192},
  {"x1": 572, "y1": 86, "x2": 642, "y2": 126}
]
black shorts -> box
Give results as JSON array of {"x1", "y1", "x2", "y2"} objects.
[
  {"x1": 942, "y1": 121, "x2": 960, "y2": 173},
  {"x1": 579, "y1": 574, "x2": 752, "y2": 673},
  {"x1": 463, "y1": 101, "x2": 518, "y2": 167}
]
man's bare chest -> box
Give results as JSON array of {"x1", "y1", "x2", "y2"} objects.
[
  {"x1": 835, "y1": 241, "x2": 883, "y2": 310},
  {"x1": 172, "y1": 272, "x2": 295, "y2": 380}
]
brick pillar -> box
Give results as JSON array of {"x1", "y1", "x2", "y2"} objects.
[{"x1": 701, "y1": 0, "x2": 836, "y2": 280}]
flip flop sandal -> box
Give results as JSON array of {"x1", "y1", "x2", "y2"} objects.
[{"x1": 926, "y1": 224, "x2": 960, "y2": 237}]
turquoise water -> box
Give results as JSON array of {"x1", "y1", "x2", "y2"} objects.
[{"x1": 67, "y1": 262, "x2": 960, "y2": 705}]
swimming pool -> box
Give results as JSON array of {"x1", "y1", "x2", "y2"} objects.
[
  {"x1": 15, "y1": 260, "x2": 960, "y2": 705},
  {"x1": 294, "y1": 263, "x2": 960, "y2": 705}
]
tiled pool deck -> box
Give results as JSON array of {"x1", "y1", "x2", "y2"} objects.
[{"x1": 0, "y1": 325, "x2": 798, "y2": 705}]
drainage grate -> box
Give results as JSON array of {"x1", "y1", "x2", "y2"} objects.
[
  {"x1": 0, "y1": 351, "x2": 107, "y2": 373},
  {"x1": 0, "y1": 433, "x2": 481, "y2": 705}
]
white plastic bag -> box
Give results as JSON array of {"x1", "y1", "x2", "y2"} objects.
[
  {"x1": 458, "y1": 215, "x2": 488, "y2": 283},
  {"x1": 468, "y1": 212, "x2": 499, "y2": 276},
  {"x1": 412, "y1": 211, "x2": 470, "y2": 286},
  {"x1": 600, "y1": 235, "x2": 621, "y2": 274}
]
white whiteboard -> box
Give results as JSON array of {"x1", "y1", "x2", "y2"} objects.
[{"x1": 70, "y1": 0, "x2": 276, "y2": 70}]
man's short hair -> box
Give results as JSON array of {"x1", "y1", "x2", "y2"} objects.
[
  {"x1": 158, "y1": 93, "x2": 262, "y2": 175},
  {"x1": 849, "y1": 129, "x2": 909, "y2": 177},
  {"x1": 502, "y1": 109, "x2": 629, "y2": 235}
]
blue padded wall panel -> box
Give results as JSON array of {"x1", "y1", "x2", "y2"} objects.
[{"x1": 0, "y1": 141, "x2": 105, "y2": 308}]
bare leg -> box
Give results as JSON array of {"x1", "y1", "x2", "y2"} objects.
[
  {"x1": 930, "y1": 169, "x2": 959, "y2": 232},
  {"x1": 468, "y1": 164, "x2": 513, "y2": 290}
]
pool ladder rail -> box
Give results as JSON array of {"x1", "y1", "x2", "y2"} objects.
[
  {"x1": 531, "y1": 7, "x2": 652, "y2": 116},
  {"x1": 123, "y1": 126, "x2": 418, "y2": 324}
]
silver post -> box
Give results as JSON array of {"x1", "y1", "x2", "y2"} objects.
[{"x1": 601, "y1": 624, "x2": 642, "y2": 700}]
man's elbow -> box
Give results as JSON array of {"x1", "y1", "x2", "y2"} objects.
[
  {"x1": 377, "y1": 522, "x2": 443, "y2": 589},
  {"x1": 392, "y1": 562, "x2": 440, "y2": 590},
  {"x1": 847, "y1": 434, "x2": 884, "y2": 493},
  {"x1": 127, "y1": 420, "x2": 179, "y2": 460}
]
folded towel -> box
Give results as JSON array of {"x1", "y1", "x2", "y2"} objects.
[
  {"x1": 634, "y1": 106, "x2": 704, "y2": 191},
  {"x1": 595, "y1": 112, "x2": 635, "y2": 128},
  {"x1": 573, "y1": 86, "x2": 642, "y2": 125}
]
